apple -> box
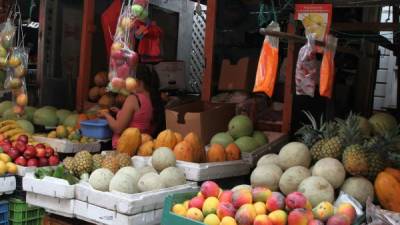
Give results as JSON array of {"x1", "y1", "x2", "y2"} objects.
[
  {"x1": 2, "y1": 139, "x2": 11, "y2": 145},
  {"x1": 125, "y1": 77, "x2": 138, "y2": 92},
  {"x1": 38, "y1": 157, "x2": 49, "y2": 167},
  {"x1": 27, "y1": 158, "x2": 39, "y2": 167},
  {"x1": 116, "y1": 64, "x2": 130, "y2": 79},
  {"x1": 17, "y1": 135, "x2": 29, "y2": 144},
  {"x1": 14, "y1": 141, "x2": 27, "y2": 153},
  {"x1": 111, "y1": 77, "x2": 125, "y2": 90},
  {"x1": 13, "y1": 105, "x2": 24, "y2": 115},
  {"x1": 45, "y1": 146, "x2": 54, "y2": 157},
  {"x1": 16, "y1": 94, "x2": 28, "y2": 107},
  {"x1": 23, "y1": 147, "x2": 36, "y2": 159},
  {"x1": 132, "y1": 4, "x2": 144, "y2": 16},
  {"x1": 8, "y1": 148, "x2": 20, "y2": 160},
  {"x1": 15, "y1": 156, "x2": 27, "y2": 166},
  {"x1": 35, "y1": 144, "x2": 46, "y2": 158},
  {"x1": 111, "y1": 49, "x2": 124, "y2": 60},
  {"x1": 1, "y1": 143, "x2": 11, "y2": 153},
  {"x1": 126, "y1": 51, "x2": 139, "y2": 67},
  {"x1": 48, "y1": 155, "x2": 60, "y2": 166}
]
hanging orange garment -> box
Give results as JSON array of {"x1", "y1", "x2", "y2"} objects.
[
  {"x1": 319, "y1": 35, "x2": 338, "y2": 98},
  {"x1": 253, "y1": 41, "x2": 279, "y2": 97}
]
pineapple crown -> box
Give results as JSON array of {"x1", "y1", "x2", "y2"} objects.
[
  {"x1": 337, "y1": 112, "x2": 364, "y2": 146},
  {"x1": 295, "y1": 111, "x2": 324, "y2": 147},
  {"x1": 365, "y1": 124, "x2": 400, "y2": 154}
]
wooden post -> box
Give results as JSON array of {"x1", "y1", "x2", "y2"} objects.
[
  {"x1": 201, "y1": 0, "x2": 217, "y2": 102},
  {"x1": 282, "y1": 19, "x2": 296, "y2": 134},
  {"x1": 76, "y1": 0, "x2": 95, "y2": 112},
  {"x1": 393, "y1": 6, "x2": 400, "y2": 113}
]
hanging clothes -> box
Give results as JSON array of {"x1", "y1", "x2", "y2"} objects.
[{"x1": 138, "y1": 21, "x2": 162, "y2": 63}]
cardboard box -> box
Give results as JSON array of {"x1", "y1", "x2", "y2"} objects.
[
  {"x1": 218, "y1": 57, "x2": 257, "y2": 91},
  {"x1": 154, "y1": 61, "x2": 185, "y2": 90},
  {"x1": 166, "y1": 102, "x2": 236, "y2": 144}
]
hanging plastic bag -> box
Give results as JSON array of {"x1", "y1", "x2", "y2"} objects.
[
  {"x1": 320, "y1": 35, "x2": 338, "y2": 98},
  {"x1": 253, "y1": 21, "x2": 280, "y2": 97},
  {"x1": 295, "y1": 34, "x2": 318, "y2": 97},
  {"x1": 131, "y1": 0, "x2": 149, "y2": 21},
  {"x1": 0, "y1": 19, "x2": 16, "y2": 50}
]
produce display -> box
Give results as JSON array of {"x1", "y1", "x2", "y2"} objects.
[
  {"x1": 34, "y1": 164, "x2": 79, "y2": 185},
  {"x1": 42, "y1": 125, "x2": 96, "y2": 144},
  {"x1": 170, "y1": 181, "x2": 359, "y2": 225}
]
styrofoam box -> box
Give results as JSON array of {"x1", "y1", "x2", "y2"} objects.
[
  {"x1": 33, "y1": 136, "x2": 101, "y2": 153},
  {"x1": 74, "y1": 200, "x2": 162, "y2": 225},
  {"x1": 75, "y1": 182, "x2": 198, "y2": 215},
  {"x1": 0, "y1": 176, "x2": 16, "y2": 195},
  {"x1": 241, "y1": 132, "x2": 288, "y2": 167},
  {"x1": 23, "y1": 173, "x2": 75, "y2": 199},
  {"x1": 17, "y1": 165, "x2": 57, "y2": 177},
  {"x1": 26, "y1": 192, "x2": 75, "y2": 218},
  {"x1": 132, "y1": 156, "x2": 251, "y2": 181}
]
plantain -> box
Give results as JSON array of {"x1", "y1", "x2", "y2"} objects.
[
  {"x1": 0, "y1": 124, "x2": 20, "y2": 133},
  {"x1": 0, "y1": 120, "x2": 17, "y2": 127},
  {"x1": 3, "y1": 128, "x2": 26, "y2": 138}
]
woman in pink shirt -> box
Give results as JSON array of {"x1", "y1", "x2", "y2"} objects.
[{"x1": 99, "y1": 64, "x2": 165, "y2": 148}]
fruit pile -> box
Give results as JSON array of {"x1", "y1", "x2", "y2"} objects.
[
  {"x1": 171, "y1": 181, "x2": 358, "y2": 225},
  {"x1": 0, "y1": 134, "x2": 59, "y2": 167},
  {"x1": 45, "y1": 125, "x2": 95, "y2": 144},
  {"x1": 88, "y1": 147, "x2": 186, "y2": 194},
  {"x1": 0, "y1": 120, "x2": 32, "y2": 140},
  {"x1": 0, "y1": 152, "x2": 17, "y2": 175},
  {"x1": 210, "y1": 115, "x2": 269, "y2": 154}
]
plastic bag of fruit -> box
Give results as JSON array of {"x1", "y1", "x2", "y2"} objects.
[
  {"x1": 295, "y1": 34, "x2": 318, "y2": 97},
  {"x1": 0, "y1": 19, "x2": 16, "y2": 50},
  {"x1": 365, "y1": 197, "x2": 400, "y2": 225}
]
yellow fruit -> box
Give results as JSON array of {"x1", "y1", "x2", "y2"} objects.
[
  {"x1": 8, "y1": 56, "x2": 21, "y2": 67},
  {"x1": 202, "y1": 197, "x2": 219, "y2": 216},
  {"x1": 66, "y1": 126, "x2": 75, "y2": 134},
  {"x1": 186, "y1": 208, "x2": 204, "y2": 221},
  {"x1": 6, "y1": 162, "x2": 17, "y2": 174},
  {"x1": 48, "y1": 131, "x2": 57, "y2": 138},
  {"x1": 183, "y1": 200, "x2": 190, "y2": 210},
  {"x1": 117, "y1": 128, "x2": 141, "y2": 156},
  {"x1": 0, "y1": 153, "x2": 11, "y2": 163},
  {"x1": 220, "y1": 216, "x2": 237, "y2": 225},
  {"x1": 137, "y1": 141, "x2": 154, "y2": 156},
  {"x1": 254, "y1": 202, "x2": 267, "y2": 215},
  {"x1": 203, "y1": 214, "x2": 220, "y2": 225},
  {"x1": 154, "y1": 129, "x2": 177, "y2": 149},
  {"x1": 0, "y1": 161, "x2": 7, "y2": 175},
  {"x1": 172, "y1": 204, "x2": 187, "y2": 216}
]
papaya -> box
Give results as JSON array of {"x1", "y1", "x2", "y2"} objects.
[
  {"x1": 206, "y1": 143, "x2": 226, "y2": 162},
  {"x1": 173, "y1": 140, "x2": 194, "y2": 162},
  {"x1": 117, "y1": 128, "x2": 141, "y2": 156}
]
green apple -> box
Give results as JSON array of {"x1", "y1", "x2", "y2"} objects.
[
  {"x1": 139, "y1": 9, "x2": 149, "y2": 21},
  {"x1": 132, "y1": 4, "x2": 144, "y2": 16},
  {"x1": 0, "y1": 45, "x2": 7, "y2": 58}
]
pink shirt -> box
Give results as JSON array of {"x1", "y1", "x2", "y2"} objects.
[{"x1": 112, "y1": 93, "x2": 153, "y2": 148}]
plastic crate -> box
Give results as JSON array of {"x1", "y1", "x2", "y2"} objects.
[
  {"x1": 0, "y1": 201, "x2": 8, "y2": 225},
  {"x1": 9, "y1": 199, "x2": 44, "y2": 225},
  {"x1": 80, "y1": 119, "x2": 112, "y2": 139},
  {"x1": 161, "y1": 192, "x2": 203, "y2": 225}
]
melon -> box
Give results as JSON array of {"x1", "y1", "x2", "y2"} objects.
[
  {"x1": 160, "y1": 167, "x2": 186, "y2": 188},
  {"x1": 298, "y1": 176, "x2": 334, "y2": 207},
  {"x1": 117, "y1": 167, "x2": 141, "y2": 183},
  {"x1": 24, "y1": 106, "x2": 37, "y2": 122},
  {"x1": 278, "y1": 142, "x2": 311, "y2": 170},
  {"x1": 89, "y1": 168, "x2": 114, "y2": 192},
  {"x1": 228, "y1": 115, "x2": 254, "y2": 139},
  {"x1": 33, "y1": 107, "x2": 59, "y2": 127},
  {"x1": 151, "y1": 147, "x2": 176, "y2": 172},
  {"x1": 369, "y1": 113, "x2": 397, "y2": 135},
  {"x1": 138, "y1": 172, "x2": 166, "y2": 192},
  {"x1": 253, "y1": 131, "x2": 268, "y2": 146},
  {"x1": 234, "y1": 136, "x2": 259, "y2": 153},
  {"x1": 250, "y1": 164, "x2": 283, "y2": 191},
  {"x1": 56, "y1": 109, "x2": 72, "y2": 124},
  {"x1": 138, "y1": 166, "x2": 158, "y2": 178},
  {"x1": 279, "y1": 166, "x2": 311, "y2": 195},
  {"x1": 0, "y1": 101, "x2": 12, "y2": 115},
  {"x1": 257, "y1": 154, "x2": 280, "y2": 167},
  {"x1": 109, "y1": 173, "x2": 139, "y2": 194},
  {"x1": 2, "y1": 109, "x2": 18, "y2": 120},
  {"x1": 312, "y1": 158, "x2": 345, "y2": 189},
  {"x1": 63, "y1": 114, "x2": 79, "y2": 127},
  {"x1": 210, "y1": 132, "x2": 234, "y2": 148},
  {"x1": 42, "y1": 106, "x2": 57, "y2": 111},
  {"x1": 16, "y1": 120, "x2": 34, "y2": 134},
  {"x1": 341, "y1": 177, "x2": 374, "y2": 205}
]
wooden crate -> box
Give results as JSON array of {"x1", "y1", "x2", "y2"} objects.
[{"x1": 43, "y1": 214, "x2": 94, "y2": 225}]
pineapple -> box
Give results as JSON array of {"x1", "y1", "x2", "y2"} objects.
[
  {"x1": 102, "y1": 154, "x2": 120, "y2": 173},
  {"x1": 116, "y1": 153, "x2": 132, "y2": 168},
  {"x1": 317, "y1": 122, "x2": 342, "y2": 160},
  {"x1": 92, "y1": 154, "x2": 105, "y2": 170},
  {"x1": 296, "y1": 111, "x2": 324, "y2": 148},
  {"x1": 339, "y1": 113, "x2": 369, "y2": 176},
  {"x1": 63, "y1": 157, "x2": 75, "y2": 174},
  {"x1": 73, "y1": 151, "x2": 93, "y2": 176}
]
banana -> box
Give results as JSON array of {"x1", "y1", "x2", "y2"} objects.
[
  {"x1": 0, "y1": 120, "x2": 17, "y2": 127},
  {"x1": 0, "y1": 124, "x2": 20, "y2": 133},
  {"x1": 3, "y1": 128, "x2": 25, "y2": 138}
]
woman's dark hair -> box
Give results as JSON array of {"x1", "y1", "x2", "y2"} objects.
[{"x1": 135, "y1": 64, "x2": 165, "y2": 137}]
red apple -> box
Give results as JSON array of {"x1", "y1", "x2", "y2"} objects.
[
  {"x1": 2, "y1": 139, "x2": 11, "y2": 145},
  {"x1": 17, "y1": 134, "x2": 29, "y2": 144},
  {"x1": 1, "y1": 143, "x2": 11, "y2": 153},
  {"x1": 48, "y1": 155, "x2": 60, "y2": 166},
  {"x1": 38, "y1": 157, "x2": 49, "y2": 167},
  {"x1": 15, "y1": 156, "x2": 27, "y2": 166},
  {"x1": 35, "y1": 144, "x2": 46, "y2": 158},
  {"x1": 27, "y1": 158, "x2": 39, "y2": 167},
  {"x1": 14, "y1": 140, "x2": 27, "y2": 153},
  {"x1": 126, "y1": 51, "x2": 139, "y2": 67},
  {"x1": 45, "y1": 146, "x2": 54, "y2": 157},
  {"x1": 23, "y1": 147, "x2": 36, "y2": 159},
  {"x1": 116, "y1": 63, "x2": 130, "y2": 79},
  {"x1": 8, "y1": 148, "x2": 20, "y2": 160},
  {"x1": 111, "y1": 49, "x2": 124, "y2": 60}
]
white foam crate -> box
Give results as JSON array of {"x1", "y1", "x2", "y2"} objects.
[
  {"x1": 17, "y1": 165, "x2": 57, "y2": 177},
  {"x1": 132, "y1": 156, "x2": 251, "y2": 181},
  {"x1": 33, "y1": 136, "x2": 101, "y2": 153},
  {"x1": 75, "y1": 181, "x2": 198, "y2": 215},
  {"x1": 74, "y1": 200, "x2": 162, "y2": 225},
  {"x1": 241, "y1": 132, "x2": 288, "y2": 167},
  {"x1": 26, "y1": 192, "x2": 75, "y2": 218},
  {"x1": 0, "y1": 176, "x2": 16, "y2": 195},
  {"x1": 23, "y1": 173, "x2": 75, "y2": 199}
]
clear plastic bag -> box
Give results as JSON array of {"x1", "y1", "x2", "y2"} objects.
[
  {"x1": 295, "y1": 35, "x2": 318, "y2": 97},
  {"x1": 131, "y1": 0, "x2": 149, "y2": 21},
  {"x1": 0, "y1": 19, "x2": 16, "y2": 50},
  {"x1": 365, "y1": 198, "x2": 400, "y2": 225}
]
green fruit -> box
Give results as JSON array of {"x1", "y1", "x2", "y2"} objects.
[
  {"x1": 0, "y1": 46, "x2": 6, "y2": 58},
  {"x1": 228, "y1": 115, "x2": 253, "y2": 139},
  {"x1": 234, "y1": 136, "x2": 259, "y2": 153},
  {"x1": 63, "y1": 114, "x2": 78, "y2": 127},
  {"x1": 33, "y1": 107, "x2": 59, "y2": 127},
  {"x1": 131, "y1": 4, "x2": 144, "y2": 16},
  {"x1": 16, "y1": 120, "x2": 34, "y2": 134},
  {"x1": 210, "y1": 132, "x2": 234, "y2": 148},
  {"x1": 2, "y1": 108, "x2": 18, "y2": 120},
  {"x1": 369, "y1": 113, "x2": 397, "y2": 136},
  {"x1": 56, "y1": 109, "x2": 72, "y2": 125},
  {"x1": 253, "y1": 131, "x2": 268, "y2": 146},
  {"x1": 0, "y1": 101, "x2": 12, "y2": 115},
  {"x1": 24, "y1": 106, "x2": 37, "y2": 122}
]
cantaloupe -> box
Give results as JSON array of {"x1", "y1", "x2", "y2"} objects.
[
  {"x1": 341, "y1": 177, "x2": 374, "y2": 205},
  {"x1": 109, "y1": 173, "x2": 139, "y2": 194},
  {"x1": 117, "y1": 167, "x2": 141, "y2": 184},
  {"x1": 250, "y1": 164, "x2": 283, "y2": 191},
  {"x1": 89, "y1": 168, "x2": 114, "y2": 192},
  {"x1": 279, "y1": 166, "x2": 311, "y2": 195},
  {"x1": 160, "y1": 167, "x2": 186, "y2": 188},
  {"x1": 138, "y1": 172, "x2": 166, "y2": 192},
  {"x1": 210, "y1": 132, "x2": 234, "y2": 148},
  {"x1": 228, "y1": 115, "x2": 254, "y2": 139},
  {"x1": 312, "y1": 158, "x2": 345, "y2": 189},
  {"x1": 257, "y1": 154, "x2": 280, "y2": 167},
  {"x1": 138, "y1": 166, "x2": 157, "y2": 178},
  {"x1": 278, "y1": 142, "x2": 311, "y2": 170},
  {"x1": 151, "y1": 147, "x2": 176, "y2": 172},
  {"x1": 298, "y1": 176, "x2": 334, "y2": 207}
]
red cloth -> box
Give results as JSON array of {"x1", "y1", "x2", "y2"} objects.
[
  {"x1": 138, "y1": 22, "x2": 162, "y2": 62},
  {"x1": 101, "y1": 0, "x2": 122, "y2": 59}
]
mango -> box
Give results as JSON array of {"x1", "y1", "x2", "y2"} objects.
[
  {"x1": 204, "y1": 214, "x2": 220, "y2": 225},
  {"x1": 336, "y1": 203, "x2": 356, "y2": 223},
  {"x1": 285, "y1": 192, "x2": 307, "y2": 210},
  {"x1": 254, "y1": 214, "x2": 273, "y2": 225},
  {"x1": 232, "y1": 189, "x2": 253, "y2": 209},
  {"x1": 254, "y1": 202, "x2": 267, "y2": 215},
  {"x1": 312, "y1": 201, "x2": 334, "y2": 221},
  {"x1": 266, "y1": 192, "x2": 285, "y2": 212},
  {"x1": 201, "y1": 181, "x2": 220, "y2": 198},
  {"x1": 235, "y1": 204, "x2": 257, "y2": 225},
  {"x1": 252, "y1": 187, "x2": 272, "y2": 203},
  {"x1": 268, "y1": 210, "x2": 287, "y2": 225},
  {"x1": 217, "y1": 202, "x2": 236, "y2": 219},
  {"x1": 203, "y1": 197, "x2": 219, "y2": 216},
  {"x1": 186, "y1": 207, "x2": 204, "y2": 221},
  {"x1": 172, "y1": 204, "x2": 187, "y2": 216}
]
